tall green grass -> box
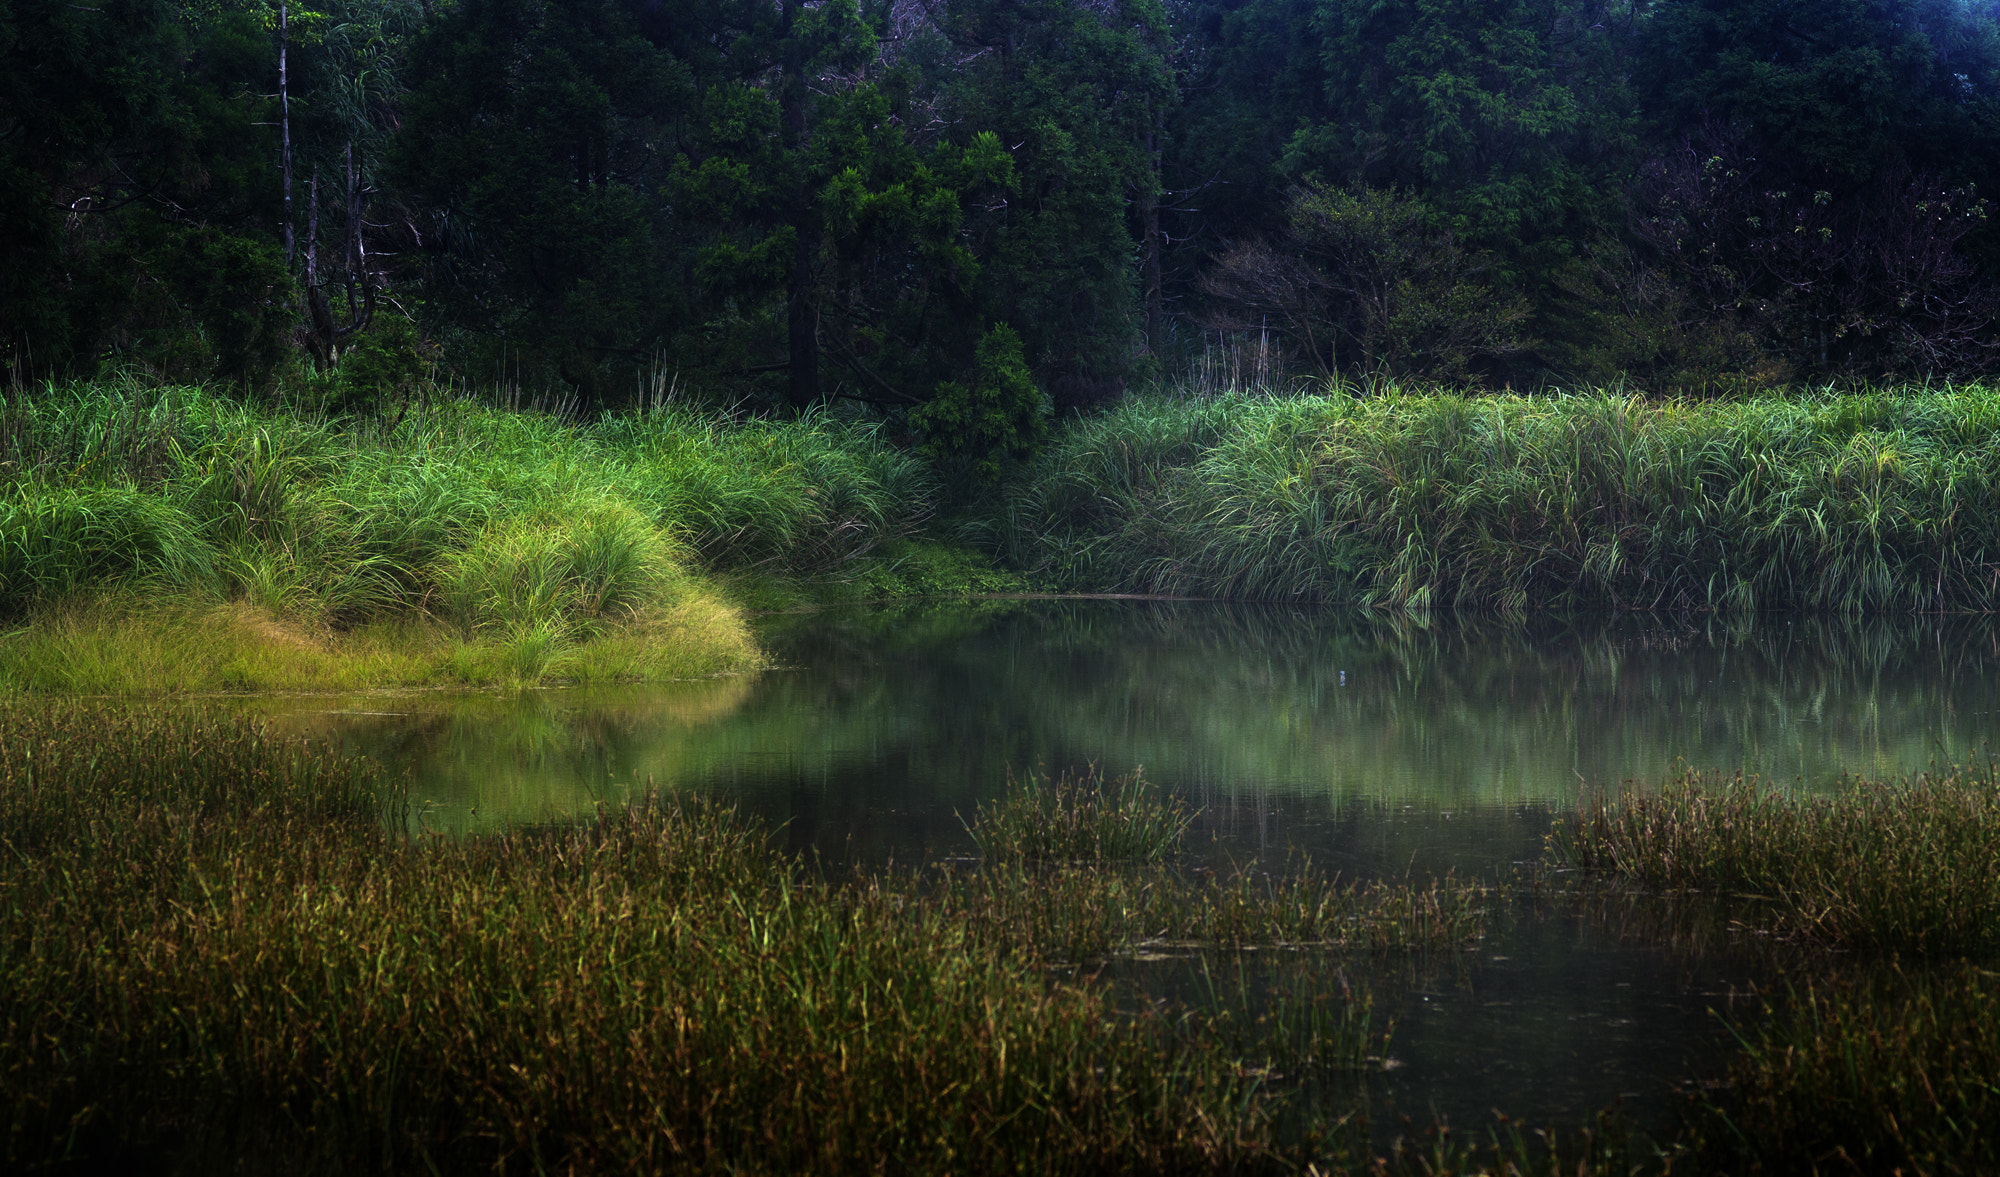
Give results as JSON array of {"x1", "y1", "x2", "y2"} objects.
[
  {"x1": 0, "y1": 705, "x2": 1460, "y2": 1173},
  {"x1": 1548, "y1": 759, "x2": 2000, "y2": 956},
  {"x1": 0, "y1": 384, "x2": 948, "y2": 689},
  {"x1": 1001, "y1": 385, "x2": 2000, "y2": 610}
]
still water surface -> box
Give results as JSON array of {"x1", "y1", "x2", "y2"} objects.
[{"x1": 251, "y1": 601, "x2": 2000, "y2": 1139}]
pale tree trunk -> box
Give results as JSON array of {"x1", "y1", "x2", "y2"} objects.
[{"x1": 1141, "y1": 99, "x2": 1163, "y2": 357}]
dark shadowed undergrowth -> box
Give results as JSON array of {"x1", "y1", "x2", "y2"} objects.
[
  {"x1": 998, "y1": 385, "x2": 2000, "y2": 610},
  {"x1": 1532, "y1": 759, "x2": 2000, "y2": 1176}
]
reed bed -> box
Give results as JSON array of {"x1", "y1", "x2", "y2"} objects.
[
  {"x1": 1000, "y1": 385, "x2": 2000, "y2": 610},
  {"x1": 1548, "y1": 759, "x2": 2000, "y2": 956},
  {"x1": 948, "y1": 863, "x2": 1497, "y2": 964},
  {"x1": 0, "y1": 704, "x2": 1472, "y2": 1173},
  {"x1": 959, "y1": 764, "x2": 1496, "y2": 959}
]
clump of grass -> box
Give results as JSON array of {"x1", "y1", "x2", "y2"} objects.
[
  {"x1": 0, "y1": 480, "x2": 210, "y2": 602},
  {"x1": 1000, "y1": 385, "x2": 2000, "y2": 610},
  {"x1": 1548, "y1": 758, "x2": 2000, "y2": 955},
  {"x1": 969, "y1": 765, "x2": 1193, "y2": 864},
  {"x1": 1687, "y1": 964, "x2": 2000, "y2": 1175},
  {"x1": 0, "y1": 595, "x2": 443, "y2": 693},
  {"x1": 961, "y1": 770, "x2": 1492, "y2": 959},
  {"x1": 598, "y1": 407, "x2": 936, "y2": 575},
  {"x1": 952, "y1": 861, "x2": 1498, "y2": 963},
  {"x1": 5, "y1": 706, "x2": 1475, "y2": 1173}
]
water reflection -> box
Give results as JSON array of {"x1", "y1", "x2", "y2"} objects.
[
  {"x1": 260, "y1": 601, "x2": 2000, "y2": 862},
  {"x1": 242, "y1": 600, "x2": 1999, "y2": 1139}
]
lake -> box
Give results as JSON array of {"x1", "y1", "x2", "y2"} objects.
[{"x1": 250, "y1": 600, "x2": 2000, "y2": 1141}]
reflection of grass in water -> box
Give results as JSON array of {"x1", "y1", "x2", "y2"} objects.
[
  {"x1": 261, "y1": 678, "x2": 760, "y2": 827},
  {"x1": 768, "y1": 601, "x2": 2000, "y2": 806},
  {"x1": 2, "y1": 703, "x2": 1449, "y2": 1173},
  {"x1": 239, "y1": 602, "x2": 2000, "y2": 843}
]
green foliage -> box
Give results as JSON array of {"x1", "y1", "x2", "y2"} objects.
[
  {"x1": 909, "y1": 323, "x2": 1048, "y2": 483},
  {"x1": 1170, "y1": 0, "x2": 1637, "y2": 376},
  {"x1": 1639, "y1": 0, "x2": 2000, "y2": 186},
  {"x1": 393, "y1": 0, "x2": 695, "y2": 401},
  {"x1": 936, "y1": 0, "x2": 1174, "y2": 406},
  {"x1": 1001, "y1": 385, "x2": 2000, "y2": 610},
  {"x1": 328, "y1": 315, "x2": 438, "y2": 414},
  {"x1": 0, "y1": 483, "x2": 209, "y2": 607},
  {"x1": 0, "y1": 385, "x2": 955, "y2": 685},
  {"x1": 435, "y1": 501, "x2": 676, "y2": 641}
]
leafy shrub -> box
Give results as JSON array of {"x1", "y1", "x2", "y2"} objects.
[{"x1": 909, "y1": 323, "x2": 1049, "y2": 484}]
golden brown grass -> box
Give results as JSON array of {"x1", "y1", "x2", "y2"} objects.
[{"x1": 0, "y1": 586, "x2": 762, "y2": 695}]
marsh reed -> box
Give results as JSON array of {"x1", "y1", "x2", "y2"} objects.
[
  {"x1": 0, "y1": 705, "x2": 1465, "y2": 1173},
  {"x1": 1549, "y1": 758, "x2": 2000, "y2": 956},
  {"x1": 968, "y1": 765, "x2": 1193, "y2": 864}
]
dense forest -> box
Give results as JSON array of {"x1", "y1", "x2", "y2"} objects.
[{"x1": 8, "y1": 0, "x2": 2000, "y2": 442}]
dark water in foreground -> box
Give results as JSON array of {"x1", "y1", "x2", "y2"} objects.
[{"x1": 248, "y1": 601, "x2": 2000, "y2": 1140}]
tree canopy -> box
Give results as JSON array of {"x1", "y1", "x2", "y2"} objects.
[{"x1": 6, "y1": 0, "x2": 2000, "y2": 444}]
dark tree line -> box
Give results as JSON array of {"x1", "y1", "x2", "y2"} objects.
[{"x1": 5, "y1": 0, "x2": 2000, "y2": 433}]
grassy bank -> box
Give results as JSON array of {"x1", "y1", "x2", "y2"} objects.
[
  {"x1": 0, "y1": 383, "x2": 1010, "y2": 692},
  {"x1": 11, "y1": 379, "x2": 2000, "y2": 696},
  {"x1": 998, "y1": 385, "x2": 2000, "y2": 610},
  {"x1": 0, "y1": 705, "x2": 1488, "y2": 1173}
]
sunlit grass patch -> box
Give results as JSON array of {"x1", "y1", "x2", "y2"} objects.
[
  {"x1": 0, "y1": 385, "x2": 983, "y2": 691},
  {"x1": 1548, "y1": 758, "x2": 2000, "y2": 956},
  {"x1": 0, "y1": 595, "x2": 440, "y2": 694},
  {"x1": 0, "y1": 586, "x2": 761, "y2": 695}
]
